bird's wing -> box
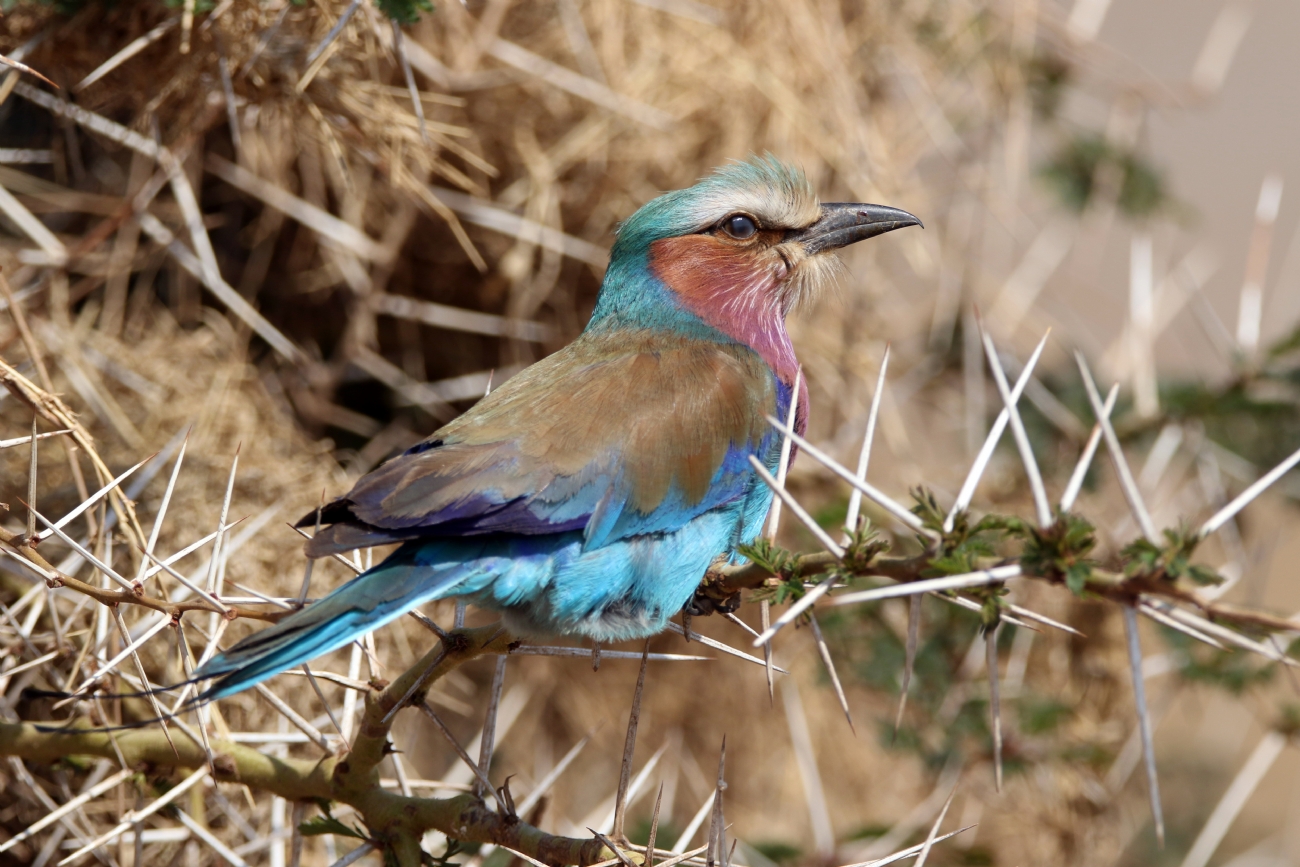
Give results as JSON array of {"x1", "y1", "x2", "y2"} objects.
[{"x1": 305, "y1": 330, "x2": 779, "y2": 554}]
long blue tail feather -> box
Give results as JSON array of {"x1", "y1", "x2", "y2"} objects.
[{"x1": 193, "y1": 549, "x2": 472, "y2": 700}]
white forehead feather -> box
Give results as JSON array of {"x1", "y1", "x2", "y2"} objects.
[
  {"x1": 687, "y1": 156, "x2": 821, "y2": 230},
  {"x1": 612, "y1": 156, "x2": 823, "y2": 253}
]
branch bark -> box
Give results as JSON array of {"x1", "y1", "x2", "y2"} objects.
[{"x1": 0, "y1": 624, "x2": 612, "y2": 867}]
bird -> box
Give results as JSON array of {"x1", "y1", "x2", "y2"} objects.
[{"x1": 193, "y1": 156, "x2": 920, "y2": 699}]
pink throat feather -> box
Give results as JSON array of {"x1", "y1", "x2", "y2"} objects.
[{"x1": 648, "y1": 237, "x2": 809, "y2": 432}]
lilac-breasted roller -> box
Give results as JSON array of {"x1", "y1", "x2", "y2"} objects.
[{"x1": 194, "y1": 157, "x2": 920, "y2": 698}]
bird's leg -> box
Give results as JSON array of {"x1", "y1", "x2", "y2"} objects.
[{"x1": 686, "y1": 585, "x2": 742, "y2": 618}]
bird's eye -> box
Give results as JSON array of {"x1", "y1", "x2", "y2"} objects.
[{"x1": 722, "y1": 214, "x2": 757, "y2": 240}]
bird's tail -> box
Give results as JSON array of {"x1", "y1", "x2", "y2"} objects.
[{"x1": 192, "y1": 545, "x2": 475, "y2": 701}]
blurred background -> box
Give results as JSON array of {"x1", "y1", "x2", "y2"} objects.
[{"x1": 2, "y1": 0, "x2": 1300, "y2": 865}]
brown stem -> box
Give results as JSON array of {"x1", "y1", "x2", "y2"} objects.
[
  {"x1": 0, "y1": 528, "x2": 285, "y2": 623},
  {"x1": 0, "y1": 625, "x2": 611, "y2": 866}
]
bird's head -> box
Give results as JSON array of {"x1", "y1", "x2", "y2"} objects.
[{"x1": 590, "y1": 157, "x2": 920, "y2": 373}]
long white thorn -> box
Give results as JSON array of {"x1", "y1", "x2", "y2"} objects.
[
  {"x1": 0, "y1": 429, "x2": 71, "y2": 449},
  {"x1": 206, "y1": 446, "x2": 240, "y2": 598},
  {"x1": 665, "y1": 620, "x2": 789, "y2": 673},
  {"x1": 0, "y1": 768, "x2": 134, "y2": 854},
  {"x1": 838, "y1": 826, "x2": 975, "y2": 867},
  {"x1": 894, "y1": 595, "x2": 921, "y2": 737},
  {"x1": 1153, "y1": 603, "x2": 1295, "y2": 666},
  {"x1": 833, "y1": 566, "x2": 1021, "y2": 607},
  {"x1": 761, "y1": 421, "x2": 936, "y2": 540},
  {"x1": 809, "y1": 614, "x2": 854, "y2": 733},
  {"x1": 749, "y1": 457, "x2": 845, "y2": 558},
  {"x1": 58, "y1": 768, "x2": 209, "y2": 865},
  {"x1": 914, "y1": 781, "x2": 959, "y2": 867},
  {"x1": 1123, "y1": 606, "x2": 1165, "y2": 846},
  {"x1": 1060, "y1": 383, "x2": 1119, "y2": 512},
  {"x1": 36, "y1": 454, "x2": 154, "y2": 542},
  {"x1": 980, "y1": 328, "x2": 1052, "y2": 527},
  {"x1": 138, "y1": 546, "x2": 230, "y2": 613},
  {"x1": 765, "y1": 366, "x2": 802, "y2": 540},
  {"x1": 26, "y1": 505, "x2": 136, "y2": 592},
  {"x1": 760, "y1": 600, "x2": 774, "y2": 704},
  {"x1": 418, "y1": 703, "x2": 512, "y2": 815},
  {"x1": 753, "y1": 573, "x2": 836, "y2": 647},
  {"x1": 1177, "y1": 730, "x2": 1287, "y2": 867},
  {"x1": 759, "y1": 368, "x2": 800, "y2": 702},
  {"x1": 63, "y1": 615, "x2": 172, "y2": 698},
  {"x1": 671, "y1": 793, "x2": 715, "y2": 854},
  {"x1": 946, "y1": 331, "x2": 1050, "y2": 531},
  {"x1": 844, "y1": 345, "x2": 890, "y2": 538},
  {"x1": 1199, "y1": 442, "x2": 1300, "y2": 537},
  {"x1": 986, "y1": 624, "x2": 1003, "y2": 792},
  {"x1": 1077, "y1": 353, "x2": 1158, "y2": 542},
  {"x1": 1004, "y1": 603, "x2": 1083, "y2": 636},
  {"x1": 1137, "y1": 601, "x2": 1224, "y2": 649},
  {"x1": 781, "y1": 683, "x2": 833, "y2": 856},
  {"x1": 137, "y1": 427, "x2": 190, "y2": 584}
]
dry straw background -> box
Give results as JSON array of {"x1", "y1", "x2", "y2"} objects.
[{"x1": 1, "y1": 0, "x2": 1300, "y2": 865}]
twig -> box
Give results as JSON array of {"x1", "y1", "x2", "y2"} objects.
[
  {"x1": 57, "y1": 767, "x2": 208, "y2": 865},
  {"x1": 511, "y1": 646, "x2": 708, "y2": 662},
  {"x1": 612, "y1": 642, "x2": 650, "y2": 843},
  {"x1": 705, "y1": 738, "x2": 727, "y2": 867},
  {"x1": 894, "y1": 595, "x2": 921, "y2": 737},
  {"x1": 986, "y1": 624, "x2": 1002, "y2": 792},
  {"x1": 476, "y1": 655, "x2": 508, "y2": 799},
  {"x1": 1122, "y1": 606, "x2": 1164, "y2": 846},
  {"x1": 809, "y1": 614, "x2": 854, "y2": 732},
  {"x1": 418, "y1": 703, "x2": 513, "y2": 816}
]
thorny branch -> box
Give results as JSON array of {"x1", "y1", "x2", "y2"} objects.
[
  {"x1": 0, "y1": 525, "x2": 283, "y2": 626},
  {"x1": 1, "y1": 348, "x2": 1299, "y2": 865},
  {"x1": 0, "y1": 625, "x2": 613, "y2": 867},
  {"x1": 700, "y1": 516, "x2": 1300, "y2": 636}
]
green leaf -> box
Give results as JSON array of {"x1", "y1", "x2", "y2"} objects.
[
  {"x1": 300, "y1": 816, "x2": 367, "y2": 840},
  {"x1": 1188, "y1": 565, "x2": 1225, "y2": 586},
  {"x1": 378, "y1": 0, "x2": 434, "y2": 25},
  {"x1": 1065, "y1": 563, "x2": 1091, "y2": 595}
]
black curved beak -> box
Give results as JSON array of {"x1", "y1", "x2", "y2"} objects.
[{"x1": 789, "y1": 203, "x2": 923, "y2": 256}]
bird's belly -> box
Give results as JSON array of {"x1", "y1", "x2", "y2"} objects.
[{"x1": 442, "y1": 508, "x2": 739, "y2": 642}]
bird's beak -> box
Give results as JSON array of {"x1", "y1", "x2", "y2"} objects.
[{"x1": 789, "y1": 203, "x2": 923, "y2": 256}]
